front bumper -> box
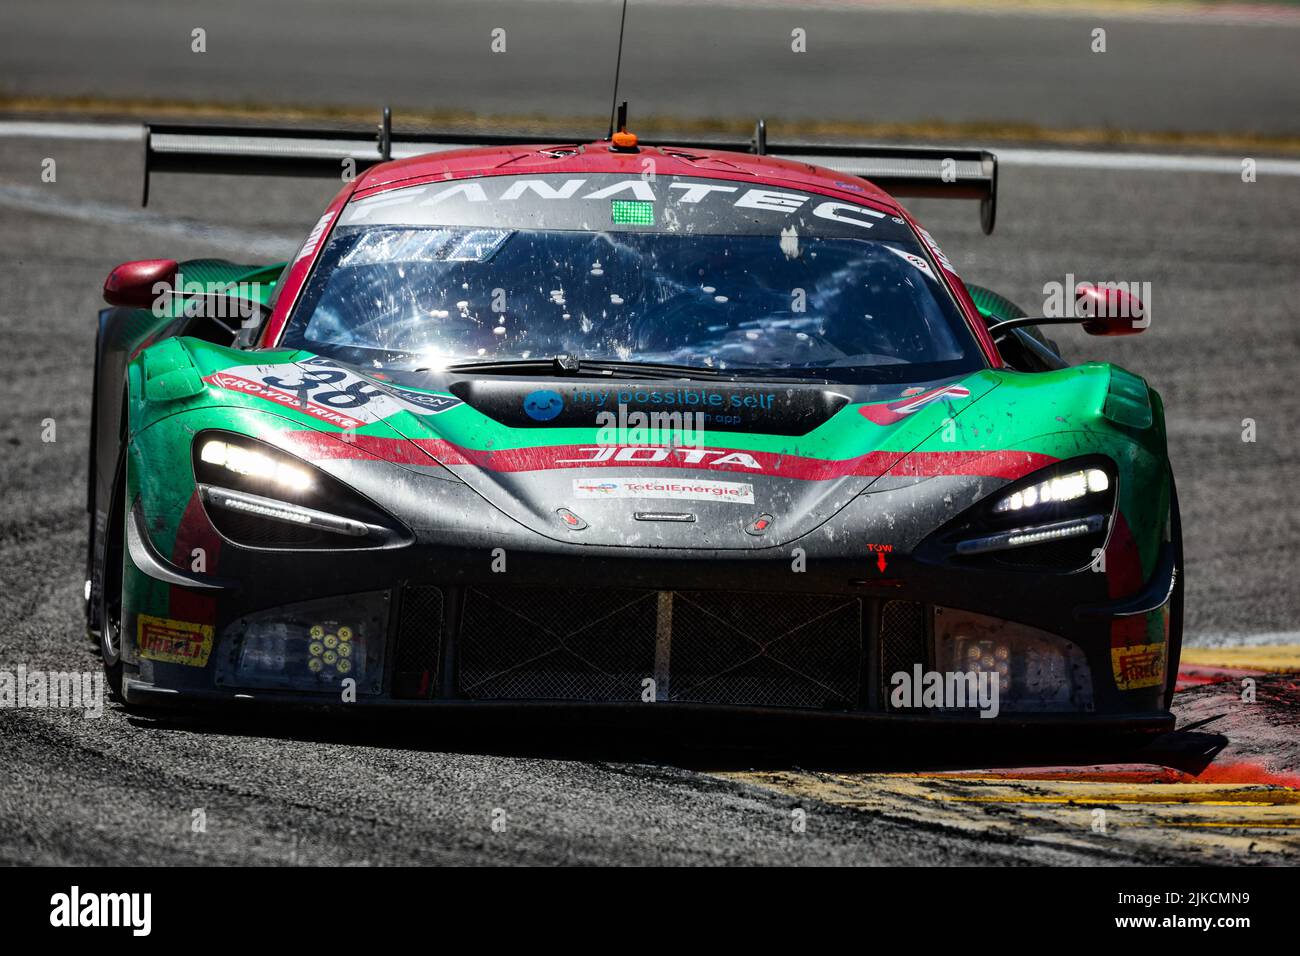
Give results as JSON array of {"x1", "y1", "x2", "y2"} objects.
[
  {"x1": 120, "y1": 683, "x2": 1173, "y2": 741},
  {"x1": 120, "y1": 521, "x2": 1178, "y2": 731}
]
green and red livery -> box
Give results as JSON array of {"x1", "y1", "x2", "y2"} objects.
[{"x1": 85, "y1": 121, "x2": 1180, "y2": 729}]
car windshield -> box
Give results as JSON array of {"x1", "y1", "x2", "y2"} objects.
[{"x1": 283, "y1": 174, "x2": 985, "y2": 383}]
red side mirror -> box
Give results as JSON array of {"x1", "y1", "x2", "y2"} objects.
[
  {"x1": 1075, "y1": 283, "x2": 1146, "y2": 336},
  {"x1": 103, "y1": 259, "x2": 178, "y2": 309}
]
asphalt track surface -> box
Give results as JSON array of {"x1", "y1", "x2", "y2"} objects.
[
  {"x1": 2, "y1": 0, "x2": 1299, "y2": 139},
  {"x1": 1, "y1": 126, "x2": 1298, "y2": 865}
]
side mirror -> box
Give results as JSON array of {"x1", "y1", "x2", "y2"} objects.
[
  {"x1": 103, "y1": 259, "x2": 178, "y2": 309},
  {"x1": 986, "y1": 283, "x2": 1149, "y2": 340},
  {"x1": 103, "y1": 259, "x2": 268, "y2": 346},
  {"x1": 1075, "y1": 283, "x2": 1147, "y2": 336}
]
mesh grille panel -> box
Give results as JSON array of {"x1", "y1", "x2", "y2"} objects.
[
  {"x1": 457, "y1": 586, "x2": 863, "y2": 709},
  {"x1": 880, "y1": 600, "x2": 927, "y2": 708},
  {"x1": 393, "y1": 586, "x2": 444, "y2": 699},
  {"x1": 459, "y1": 586, "x2": 657, "y2": 701},
  {"x1": 668, "y1": 591, "x2": 862, "y2": 708}
]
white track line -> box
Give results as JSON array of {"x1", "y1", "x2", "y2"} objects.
[
  {"x1": 998, "y1": 147, "x2": 1300, "y2": 176},
  {"x1": 2, "y1": 120, "x2": 1300, "y2": 176},
  {"x1": 0, "y1": 121, "x2": 142, "y2": 141},
  {"x1": 485, "y1": 0, "x2": 1300, "y2": 28},
  {"x1": 0, "y1": 183, "x2": 296, "y2": 259}
]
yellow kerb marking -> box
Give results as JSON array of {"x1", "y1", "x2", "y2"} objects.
[{"x1": 1180, "y1": 645, "x2": 1300, "y2": 673}]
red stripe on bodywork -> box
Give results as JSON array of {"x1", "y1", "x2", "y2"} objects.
[
  {"x1": 280, "y1": 430, "x2": 434, "y2": 467},
  {"x1": 284, "y1": 431, "x2": 1055, "y2": 482},
  {"x1": 1105, "y1": 513, "x2": 1145, "y2": 602},
  {"x1": 883, "y1": 450, "x2": 1055, "y2": 480},
  {"x1": 859, "y1": 384, "x2": 972, "y2": 425},
  {"x1": 170, "y1": 490, "x2": 223, "y2": 570},
  {"x1": 166, "y1": 491, "x2": 221, "y2": 624}
]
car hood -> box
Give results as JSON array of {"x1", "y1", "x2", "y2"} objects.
[
  {"x1": 189, "y1": 347, "x2": 1002, "y2": 549},
  {"x1": 341, "y1": 366, "x2": 1002, "y2": 550}
]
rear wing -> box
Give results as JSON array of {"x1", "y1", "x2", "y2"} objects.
[{"x1": 143, "y1": 110, "x2": 997, "y2": 233}]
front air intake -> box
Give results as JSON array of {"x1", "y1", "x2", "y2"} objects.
[{"x1": 880, "y1": 600, "x2": 927, "y2": 708}]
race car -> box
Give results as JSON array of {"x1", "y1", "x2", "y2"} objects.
[{"x1": 85, "y1": 110, "x2": 1181, "y2": 730}]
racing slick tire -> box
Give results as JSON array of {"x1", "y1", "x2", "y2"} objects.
[
  {"x1": 97, "y1": 460, "x2": 127, "y2": 701},
  {"x1": 1166, "y1": 472, "x2": 1185, "y2": 708}
]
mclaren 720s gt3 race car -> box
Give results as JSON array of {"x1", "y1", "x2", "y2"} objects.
[{"x1": 85, "y1": 113, "x2": 1180, "y2": 732}]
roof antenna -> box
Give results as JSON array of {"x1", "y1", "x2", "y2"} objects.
[
  {"x1": 606, "y1": 0, "x2": 630, "y2": 140},
  {"x1": 378, "y1": 105, "x2": 392, "y2": 162}
]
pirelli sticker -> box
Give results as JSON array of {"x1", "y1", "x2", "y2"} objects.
[
  {"x1": 137, "y1": 615, "x2": 214, "y2": 667},
  {"x1": 1111, "y1": 642, "x2": 1165, "y2": 691}
]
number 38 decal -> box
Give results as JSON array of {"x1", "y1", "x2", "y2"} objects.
[
  {"x1": 206, "y1": 358, "x2": 463, "y2": 423},
  {"x1": 261, "y1": 368, "x2": 384, "y2": 409}
]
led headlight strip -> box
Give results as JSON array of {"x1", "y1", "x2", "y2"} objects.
[
  {"x1": 954, "y1": 514, "x2": 1107, "y2": 556},
  {"x1": 993, "y1": 467, "x2": 1109, "y2": 514},
  {"x1": 200, "y1": 485, "x2": 377, "y2": 538}
]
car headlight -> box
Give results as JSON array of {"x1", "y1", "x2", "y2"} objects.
[
  {"x1": 192, "y1": 431, "x2": 410, "y2": 550},
  {"x1": 919, "y1": 457, "x2": 1117, "y2": 571},
  {"x1": 954, "y1": 513, "x2": 1108, "y2": 556},
  {"x1": 993, "y1": 467, "x2": 1110, "y2": 514},
  {"x1": 199, "y1": 438, "x2": 313, "y2": 492}
]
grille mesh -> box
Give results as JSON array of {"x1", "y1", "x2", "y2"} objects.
[
  {"x1": 393, "y1": 586, "x2": 444, "y2": 699},
  {"x1": 459, "y1": 587, "x2": 658, "y2": 701},
  {"x1": 667, "y1": 591, "x2": 861, "y2": 708},
  {"x1": 456, "y1": 586, "x2": 863, "y2": 709},
  {"x1": 880, "y1": 600, "x2": 927, "y2": 708}
]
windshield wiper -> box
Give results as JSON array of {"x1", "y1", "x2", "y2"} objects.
[
  {"x1": 575, "y1": 358, "x2": 831, "y2": 384},
  {"x1": 438, "y1": 355, "x2": 723, "y2": 379},
  {"x1": 435, "y1": 357, "x2": 570, "y2": 375},
  {"x1": 575, "y1": 358, "x2": 724, "y2": 379}
]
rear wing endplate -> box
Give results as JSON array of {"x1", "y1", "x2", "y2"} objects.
[{"x1": 143, "y1": 110, "x2": 997, "y2": 233}]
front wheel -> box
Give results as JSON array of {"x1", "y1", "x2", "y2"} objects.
[
  {"x1": 98, "y1": 469, "x2": 127, "y2": 700},
  {"x1": 1164, "y1": 474, "x2": 1184, "y2": 708}
]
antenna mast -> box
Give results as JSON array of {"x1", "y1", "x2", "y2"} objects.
[{"x1": 606, "y1": 0, "x2": 630, "y2": 139}]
